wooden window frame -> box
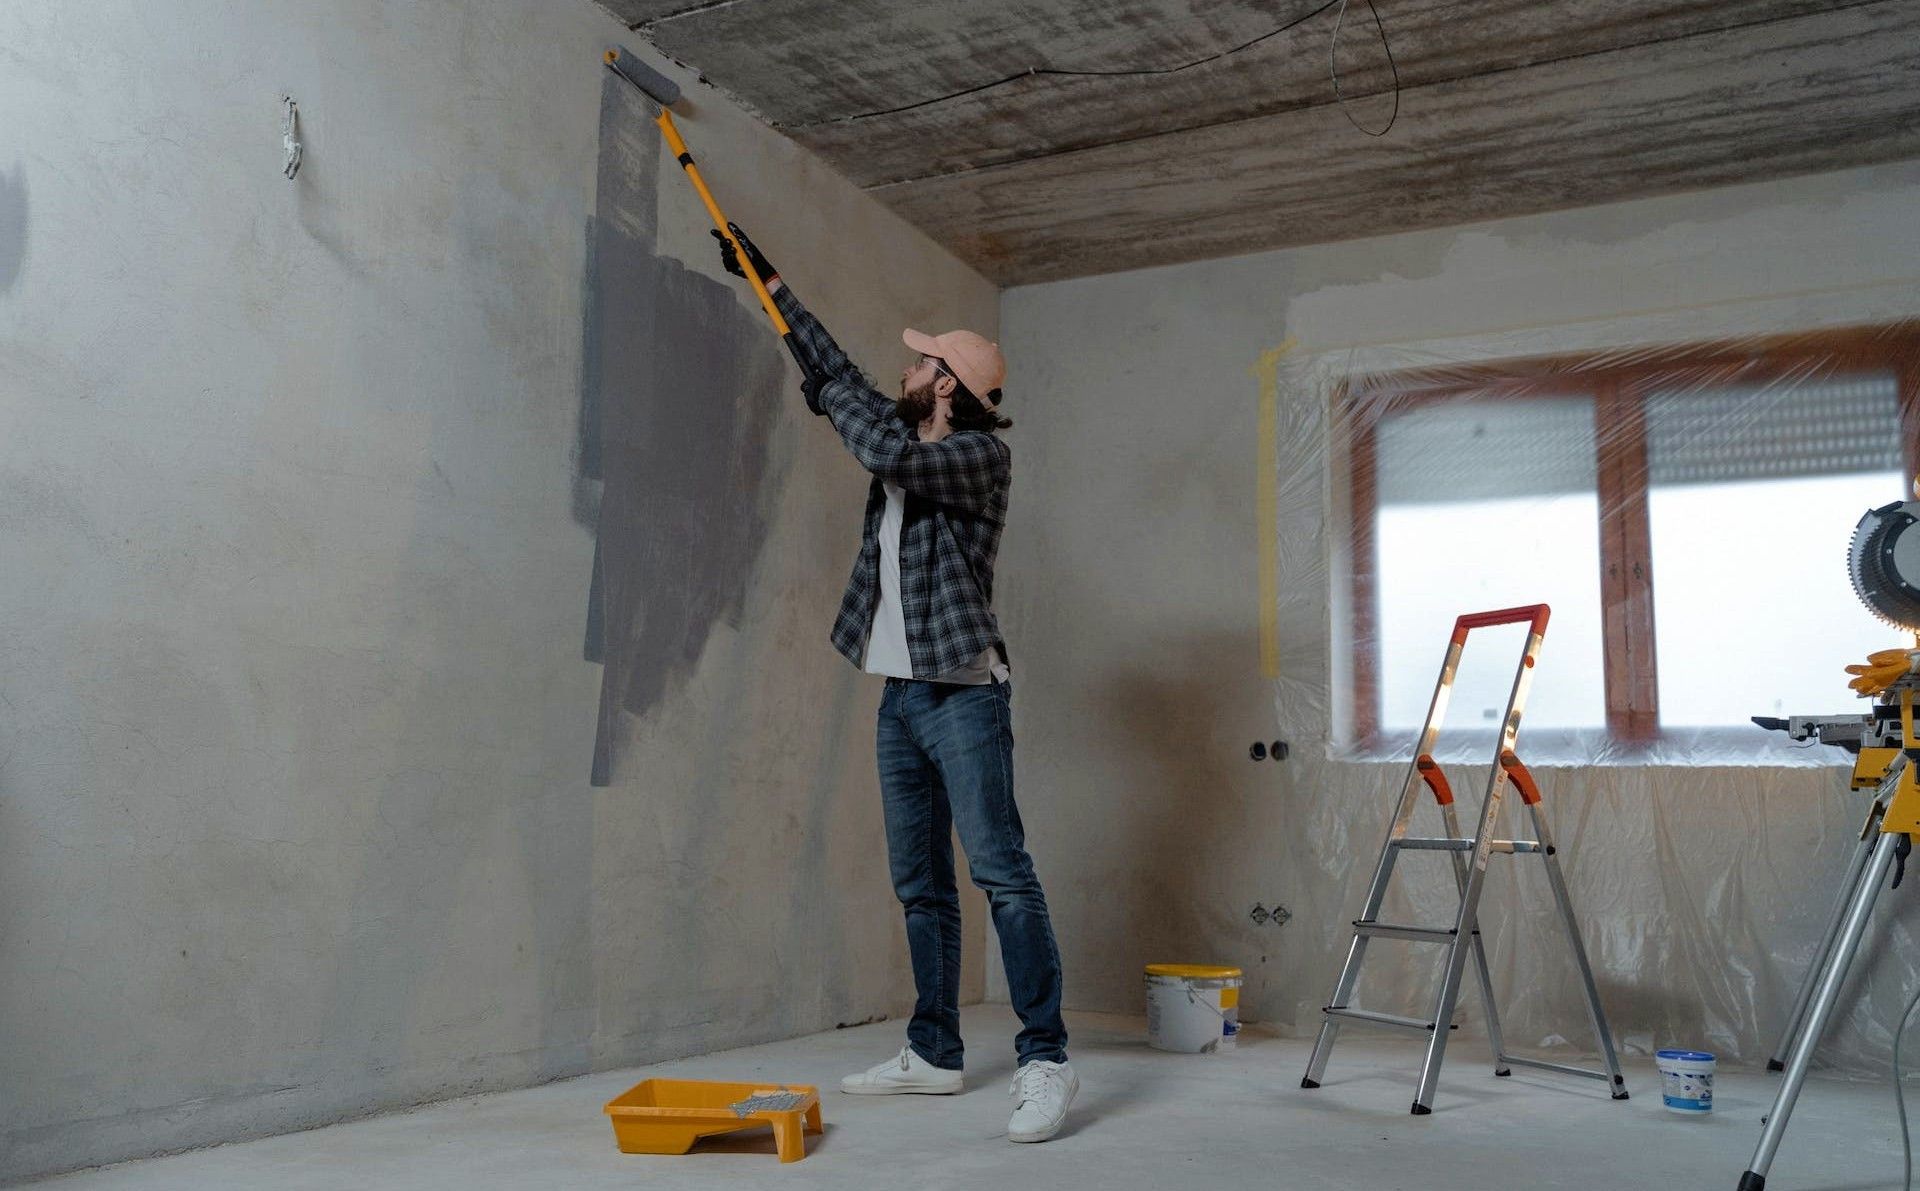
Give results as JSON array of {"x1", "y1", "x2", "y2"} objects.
[{"x1": 1344, "y1": 322, "x2": 1920, "y2": 750}]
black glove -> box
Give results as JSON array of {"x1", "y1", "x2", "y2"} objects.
[{"x1": 711, "y1": 222, "x2": 778, "y2": 285}]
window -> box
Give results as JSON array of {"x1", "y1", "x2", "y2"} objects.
[
  {"x1": 1373, "y1": 396, "x2": 1607, "y2": 731},
  {"x1": 1344, "y1": 325, "x2": 1920, "y2": 746}
]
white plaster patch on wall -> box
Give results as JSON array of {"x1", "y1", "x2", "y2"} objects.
[{"x1": 1282, "y1": 160, "x2": 1920, "y2": 360}]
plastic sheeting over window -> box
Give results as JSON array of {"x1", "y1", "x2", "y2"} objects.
[
  {"x1": 1263, "y1": 321, "x2": 1920, "y2": 1076},
  {"x1": 1644, "y1": 374, "x2": 1906, "y2": 728},
  {"x1": 1321, "y1": 323, "x2": 1919, "y2": 764},
  {"x1": 1644, "y1": 373, "x2": 1903, "y2": 485},
  {"x1": 1373, "y1": 396, "x2": 1607, "y2": 732}
]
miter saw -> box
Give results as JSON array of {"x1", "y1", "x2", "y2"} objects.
[
  {"x1": 1850, "y1": 492, "x2": 1920, "y2": 633},
  {"x1": 1740, "y1": 482, "x2": 1920, "y2": 1191}
]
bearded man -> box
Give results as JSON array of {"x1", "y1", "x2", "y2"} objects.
[{"x1": 715, "y1": 224, "x2": 1077, "y2": 1144}]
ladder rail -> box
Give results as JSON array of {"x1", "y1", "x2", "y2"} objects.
[
  {"x1": 1304, "y1": 633, "x2": 1469, "y2": 1087},
  {"x1": 1415, "y1": 612, "x2": 1541, "y2": 1113},
  {"x1": 1443, "y1": 797, "x2": 1510, "y2": 1078},
  {"x1": 1524, "y1": 793, "x2": 1629, "y2": 1098}
]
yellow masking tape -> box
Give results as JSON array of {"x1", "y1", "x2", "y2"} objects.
[{"x1": 1251, "y1": 339, "x2": 1298, "y2": 680}]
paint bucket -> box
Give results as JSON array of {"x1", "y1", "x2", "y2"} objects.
[
  {"x1": 1655, "y1": 1049, "x2": 1715, "y2": 1114},
  {"x1": 1144, "y1": 964, "x2": 1242, "y2": 1053}
]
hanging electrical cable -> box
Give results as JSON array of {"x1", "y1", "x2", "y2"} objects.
[{"x1": 1331, "y1": 0, "x2": 1399, "y2": 136}]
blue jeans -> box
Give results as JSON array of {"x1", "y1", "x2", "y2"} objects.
[{"x1": 876, "y1": 677, "x2": 1067, "y2": 1070}]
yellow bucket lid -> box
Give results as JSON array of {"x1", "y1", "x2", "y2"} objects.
[{"x1": 1145, "y1": 963, "x2": 1242, "y2": 980}]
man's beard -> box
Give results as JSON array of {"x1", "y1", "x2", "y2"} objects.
[{"x1": 895, "y1": 379, "x2": 937, "y2": 426}]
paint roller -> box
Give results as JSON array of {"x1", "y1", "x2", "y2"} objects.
[{"x1": 603, "y1": 47, "x2": 816, "y2": 389}]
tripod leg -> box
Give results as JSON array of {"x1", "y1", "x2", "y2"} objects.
[
  {"x1": 1767, "y1": 816, "x2": 1879, "y2": 1071},
  {"x1": 1740, "y1": 831, "x2": 1899, "y2": 1190}
]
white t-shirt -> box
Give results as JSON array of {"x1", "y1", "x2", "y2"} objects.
[{"x1": 861, "y1": 481, "x2": 1009, "y2": 684}]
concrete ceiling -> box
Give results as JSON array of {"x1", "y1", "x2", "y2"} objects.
[{"x1": 597, "y1": 1, "x2": 1920, "y2": 286}]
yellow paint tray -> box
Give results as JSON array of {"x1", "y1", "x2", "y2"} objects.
[{"x1": 603, "y1": 1078, "x2": 823, "y2": 1164}]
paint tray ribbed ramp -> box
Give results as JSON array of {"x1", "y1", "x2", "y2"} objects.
[{"x1": 603, "y1": 1078, "x2": 823, "y2": 1163}]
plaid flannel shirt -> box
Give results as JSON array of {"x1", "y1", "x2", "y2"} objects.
[{"x1": 773, "y1": 285, "x2": 1011, "y2": 679}]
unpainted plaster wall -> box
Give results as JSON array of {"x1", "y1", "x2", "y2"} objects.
[{"x1": 0, "y1": 2, "x2": 995, "y2": 1181}]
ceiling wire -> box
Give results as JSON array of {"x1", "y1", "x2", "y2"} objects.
[
  {"x1": 786, "y1": 0, "x2": 1401, "y2": 135},
  {"x1": 1332, "y1": 0, "x2": 1400, "y2": 136}
]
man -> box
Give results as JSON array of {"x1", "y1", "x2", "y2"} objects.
[{"x1": 714, "y1": 224, "x2": 1076, "y2": 1144}]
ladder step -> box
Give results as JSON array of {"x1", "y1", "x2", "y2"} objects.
[
  {"x1": 1495, "y1": 839, "x2": 1547, "y2": 855},
  {"x1": 1391, "y1": 837, "x2": 1546, "y2": 854},
  {"x1": 1323, "y1": 1007, "x2": 1448, "y2": 1033},
  {"x1": 1354, "y1": 920, "x2": 1456, "y2": 943},
  {"x1": 1497, "y1": 1054, "x2": 1617, "y2": 1083}
]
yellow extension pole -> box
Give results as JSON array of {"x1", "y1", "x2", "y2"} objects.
[{"x1": 652, "y1": 109, "x2": 790, "y2": 337}]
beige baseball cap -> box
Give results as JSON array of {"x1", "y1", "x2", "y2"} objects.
[{"x1": 903, "y1": 327, "x2": 1006, "y2": 407}]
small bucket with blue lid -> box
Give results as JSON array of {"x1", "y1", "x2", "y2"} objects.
[{"x1": 1655, "y1": 1049, "x2": 1714, "y2": 1114}]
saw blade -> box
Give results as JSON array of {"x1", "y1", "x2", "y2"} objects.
[{"x1": 1849, "y1": 499, "x2": 1920, "y2": 631}]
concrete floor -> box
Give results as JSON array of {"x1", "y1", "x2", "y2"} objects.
[{"x1": 24, "y1": 1008, "x2": 1902, "y2": 1190}]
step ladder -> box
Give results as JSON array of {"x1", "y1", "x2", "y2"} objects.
[{"x1": 1300, "y1": 604, "x2": 1628, "y2": 1114}]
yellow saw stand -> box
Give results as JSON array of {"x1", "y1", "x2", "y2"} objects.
[{"x1": 1740, "y1": 648, "x2": 1920, "y2": 1190}]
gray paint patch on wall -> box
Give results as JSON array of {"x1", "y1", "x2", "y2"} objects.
[
  {"x1": 0, "y1": 165, "x2": 25, "y2": 292},
  {"x1": 580, "y1": 76, "x2": 787, "y2": 786}
]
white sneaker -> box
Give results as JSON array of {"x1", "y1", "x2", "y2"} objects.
[
  {"x1": 1007, "y1": 1059, "x2": 1078, "y2": 1142},
  {"x1": 840, "y1": 1045, "x2": 964, "y2": 1095}
]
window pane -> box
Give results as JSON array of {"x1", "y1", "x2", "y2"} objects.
[
  {"x1": 1375, "y1": 396, "x2": 1607, "y2": 731},
  {"x1": 1651, "y1": 473, "x2": 1909, "y2": 726},
  {"x1": 1646, "y1": 372, "x2": 1906, "y2": 727}
]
